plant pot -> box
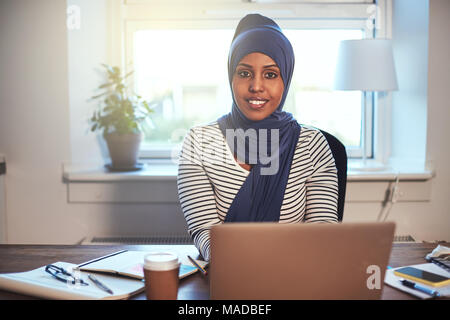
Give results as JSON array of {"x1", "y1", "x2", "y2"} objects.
[{"x1": 104, "y1": 132, "x2": 143, "y2": 169}]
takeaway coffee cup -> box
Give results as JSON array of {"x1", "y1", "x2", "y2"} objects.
[{"x1": 143, "y1": 252, "x2": 180, "y2": 300}]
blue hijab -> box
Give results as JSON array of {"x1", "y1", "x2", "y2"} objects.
[{"x1": 218, "y1": 14, "x2": 301, "y2": 222}]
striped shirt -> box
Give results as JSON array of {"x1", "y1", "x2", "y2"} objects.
[{"x1": 177, "y1": 122, "x2": 338, "y2": 261}]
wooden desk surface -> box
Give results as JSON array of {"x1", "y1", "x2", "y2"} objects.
[{"x1": 0, "y1": 242, "x2": 447, "y2": 300}]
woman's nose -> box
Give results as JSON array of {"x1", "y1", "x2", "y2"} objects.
[{"x1": 249, "y1": 75, "x2": 264, "y2": 92}]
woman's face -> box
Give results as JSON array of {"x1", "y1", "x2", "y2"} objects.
[{"x1": 232, "y1": 52, "x2": 284, "y2": 121}]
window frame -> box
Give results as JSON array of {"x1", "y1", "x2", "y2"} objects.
[{"x1": 112, "y1": 0, "x2": 391, "y2": 161}]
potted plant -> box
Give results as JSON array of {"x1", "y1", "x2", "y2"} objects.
[{"x1": 89, "y1": 64, "x2": 154, "y2": 171}]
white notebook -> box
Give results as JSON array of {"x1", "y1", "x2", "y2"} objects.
[{"x1": 0, "y1": 261, "x2": 145, "y2": 300}]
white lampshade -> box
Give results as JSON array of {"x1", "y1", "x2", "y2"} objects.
[{"x1": 334, "y1": 39, "x2": 398, "y2": 91}]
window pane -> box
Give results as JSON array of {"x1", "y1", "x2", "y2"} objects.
[
  {"x1": 283, "y1": 29, "x2": 363, "y2": 147},
  {"x1": 134, "y1": 28, "x2": 363, "y2": 151},
  {"x1": 134, "y1": 29, "x2": 234, "y2": 148}
]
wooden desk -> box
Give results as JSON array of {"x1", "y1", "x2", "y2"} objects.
[{"x1": 0, "y1": 242, "x2": 447, "y2": 300}]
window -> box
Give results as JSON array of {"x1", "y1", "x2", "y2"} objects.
[
  {"x1": 134, "y1": 28, "x2": 234, "y2": 155},
  {"x1": 117, "y1": 0, "x2": 387, "y2": 160},
  {"x1": 280, "y1": 29, "x2": 364, "y2": 149}
]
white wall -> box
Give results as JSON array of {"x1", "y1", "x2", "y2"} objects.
[
  {"x1": 67, "y1": 0, "x2": 110, "y2": 164},
  {"x1": 0, "y1": 0, "x2": 448, "y2": 244},
  {"x1": 344, "y1": 0, "x2": 450, "y2": 242},
  {"x1": 390, "y1": 0, "x2": 428, "y2": 162},
  {"x1": 0, "y1": 0, "x2": 76, "y2": 243},
  {"x1": 0, "y1": 0, "x2": 188, "y2": 244},
  {"x1": 423, "y1": 0, "x2": 450, "y2": 239},
  {"x1": 391, "y1": 0, "x2": 450, "y2": 241}
]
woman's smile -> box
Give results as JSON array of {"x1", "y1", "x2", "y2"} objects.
[{"x1": 247, "y1": 97, "x2": 269, "y2": 109}]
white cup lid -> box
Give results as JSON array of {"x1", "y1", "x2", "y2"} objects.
[{"x1": 144, "y1": 252, "x2": 180, "y2": 271}]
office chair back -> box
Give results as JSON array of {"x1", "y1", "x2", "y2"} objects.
[{"x1": 320, "y1": 130, "x2": 347, "y2": 222}]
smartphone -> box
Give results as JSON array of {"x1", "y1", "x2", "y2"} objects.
[{"x1": 394, "y1": 267, "x2": 450, "y2": 287}]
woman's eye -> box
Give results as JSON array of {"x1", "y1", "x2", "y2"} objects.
[
  {"x1": 265, "y1": 72, "x2": 278, "y2": 79},
  {"x1": 237, "y1": 70, "x2": 251, "y2": 78}
]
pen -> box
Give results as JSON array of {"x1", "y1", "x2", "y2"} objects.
[
  {"x1": 88, "y1": 274, "x2": 114, "y2": 295},
  {"x1": 187, "y1": 255, "x2": 208, "y2": 276},
  {"x1": 399, "y1": 279, "x2": 440, "y2": 298}
]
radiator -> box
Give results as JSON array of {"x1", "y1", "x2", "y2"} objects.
[
  {"x1": 82, "y1": 234, "x2": 193, "y2": 245},
  {"x1": 82, "y1": 233, "x2": 415, "y2": 245},
  {"x1": 393, "y1": 235, "x2": 416, "y2": 243}
]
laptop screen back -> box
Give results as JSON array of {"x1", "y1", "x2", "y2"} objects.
[{"x1": 210, "y1": 222, "x2": 395, "y2": 300}]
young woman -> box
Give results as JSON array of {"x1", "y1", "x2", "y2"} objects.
[{"x1": 177, "y1": 14, "x2": 338, "y2": 261}]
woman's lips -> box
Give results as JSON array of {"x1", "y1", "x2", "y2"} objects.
[{"x1": 247, "y1": 99, "x2": 268, "y2": 110}]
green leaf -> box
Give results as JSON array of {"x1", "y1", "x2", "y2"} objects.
[
  {"x1": 124, "y1": 70, "x2": 134, "y2": 78},
  {"x1": 101, "y1": 63, "x2": 112, "y2": 71},
  {"x1": 98, "y1": 82, "x2": 113, "y2": 89},
  {"x1": 90, "y1": 63, "x2": 154, "y2": 135},
  {"x1": 90, "y1": 92, "x2": 107, "y2": 100}
]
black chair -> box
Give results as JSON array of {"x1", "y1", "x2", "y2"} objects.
[{"x1": 320, "y1": 130, "x2": 347, "y2": 222}]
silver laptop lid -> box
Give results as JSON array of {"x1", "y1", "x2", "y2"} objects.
[{"x1": 210, "y1": 222, "x2": 395, "y2": 300}]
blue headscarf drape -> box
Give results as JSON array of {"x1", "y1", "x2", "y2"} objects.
[{"x1": 218, "y1": 14, "x2": 301, "y2": 222}]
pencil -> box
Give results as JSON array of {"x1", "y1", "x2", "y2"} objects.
[{"x1": 187, "y1": 255, "x2": 208, "y2": 276}]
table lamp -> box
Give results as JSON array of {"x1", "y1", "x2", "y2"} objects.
[{"x1": 334, "y1": 39, "x2": 398, "y2": 171}]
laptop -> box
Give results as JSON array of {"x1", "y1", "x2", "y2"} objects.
[{"x1": 210, "y1": 222, "x2": 395, "y2": 300}]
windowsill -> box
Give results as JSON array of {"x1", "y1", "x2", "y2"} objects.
[
  {"x1": 346, "y1": 159, "x2": 433, "y2": 181},
  {"x1": 63, "y1": 159, "x2": 179, "y2": 182},
  {"x1": 63, "y1": 159, "x2": 433, "y2": 183},
  {"x1": 63, "y1": 159, "x2": 433, "y2": 204}
]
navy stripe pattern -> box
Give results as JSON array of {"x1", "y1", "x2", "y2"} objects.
[{"x1": 177, "y1": 122, "x2": 338, "y2": 261}]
